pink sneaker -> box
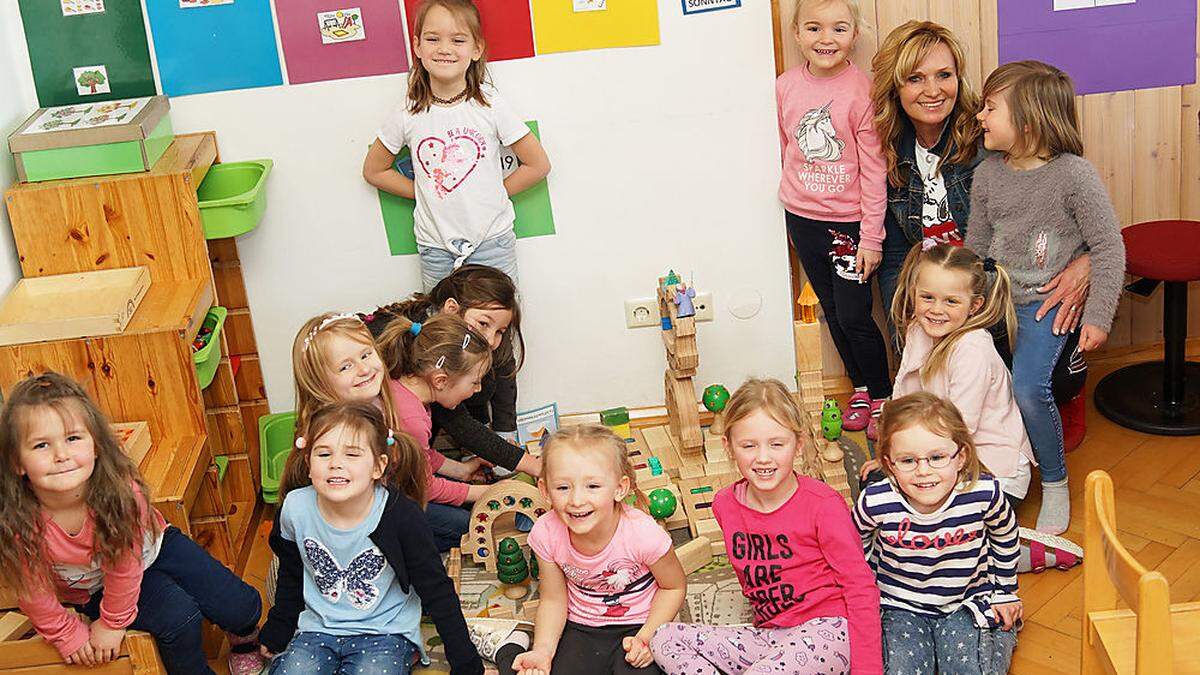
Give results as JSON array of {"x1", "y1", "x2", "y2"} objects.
[
  {"x1": 866, "y1": 399, "x2": 885, "y2": 442},
  {"x1": 843, "y1": 391, "x2": 871, "y2": 431},
  {"x1": 228, "y1": 649, "x2": 267, "y2": 675}
]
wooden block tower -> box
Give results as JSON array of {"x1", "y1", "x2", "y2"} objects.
[
  {"x1": 793, "y1": 283, "x2": 851, "y2": 504},
  {"x1": 658, "y1": 272, "x2": 704, "y2": 456}
]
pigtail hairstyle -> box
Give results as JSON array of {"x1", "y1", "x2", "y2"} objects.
[
  {"x1": 720, "y1": 377, "x2": 820, "y2": 480},
  {"x1": 890, "y1": 243, "x2": 1017, "y2": 382},
  {"x1": 876, "y1": 392, "x2": 982, "y2": 488},
  {"x1": 280, "y1": 401, "x2": 427, "y2": 507},
  {"x1": 364, "y1": 264, "x2": 524, "y2": 375},
  {"x1": 407, "y1": 0, "x2": 491, "y2": 114},
  {"x1": 376, "y1": 312, "x2": 492, "y2": 382},
  {"x1": 542, "y1": 424, "x2": 649, "y2": 512},
  {"x1": 872, "y1": 21, "x2": 982, "y2": 187},
  {"x1": 0, "y1": 372, "x2": 160, "y2": 590},
  {"x1": 981, "y1": 60, "x2": 1083, "y2": 161}
]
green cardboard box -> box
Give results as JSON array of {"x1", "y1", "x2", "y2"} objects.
[{"x1": 8, "y1": 95, "x2": 173, "y2": 183}]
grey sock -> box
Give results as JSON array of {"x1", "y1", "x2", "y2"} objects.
[{"x1": 1036, "y1": 479, "x2": 1070, "y2": 534}]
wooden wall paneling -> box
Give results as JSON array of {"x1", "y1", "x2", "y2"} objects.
[
  {"x1": 1182, "y1": 12, "x2": 1200, "y2": 338},
  {"x1": 978, "y1": 0, "x2": 998, "y2": 79},
  {"x1": 874, "y1": 0, "x2": 930, "y2": 45},
  {"x1": 928, "y1": 0, "x2": 983, "y2": 89}
]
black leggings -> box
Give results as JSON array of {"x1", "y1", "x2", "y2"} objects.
[
  {"x1": 498, "y1": 622, "x2": 660, "y2": 675},
  {"x1": 787, "y1": 212, "x2": 893, "y2": 399}
]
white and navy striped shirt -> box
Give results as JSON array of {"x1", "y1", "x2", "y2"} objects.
[{"x1": 853, "y1": 475, "x2": 1019, "y2": 628}]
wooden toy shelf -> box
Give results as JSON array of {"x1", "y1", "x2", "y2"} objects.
[{"x1": 0, "y1": 131, "x2": 270, "y2": 571}]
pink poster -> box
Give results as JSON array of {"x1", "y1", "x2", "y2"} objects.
[{"x1": 276, "y1": 0, "x2": 408, "y2": 85}]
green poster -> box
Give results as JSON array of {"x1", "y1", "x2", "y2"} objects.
[
  {"x1": 380, "y1": 121, "x2": 556, "y2": 256},
  {"x1": 19, "y1": 0, "x2": 156, "y2": 107}
]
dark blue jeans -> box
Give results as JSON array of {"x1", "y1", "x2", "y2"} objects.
[
  {"x1": 269, "y1": 632, "x2": 417, "y2": 674},
  {"x1": 881, "y1": 607, "x2": 1016, "y2": 675},
  {"x1": 80, "y1": 526, "x2": 262, "y2": 675},
  {"x1": 424, "y1": 502, "x2": 470, "y2": 553}
]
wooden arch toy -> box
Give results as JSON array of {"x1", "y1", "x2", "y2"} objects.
[{"x1": 460, "y1": 480, "x2": 549, "y2": 572}]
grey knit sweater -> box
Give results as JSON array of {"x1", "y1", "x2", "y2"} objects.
[{"x1": 965, "y1": 153, "x2": 1125, "y2": 332}]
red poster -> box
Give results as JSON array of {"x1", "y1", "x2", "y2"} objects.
[{"x1": 403, "y1": 0, "x2": 534, "y2": 62}]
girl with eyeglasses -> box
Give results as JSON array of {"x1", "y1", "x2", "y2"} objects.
[{"x1": 853, "y1": 392, "x2": 1020, "y2": 674}]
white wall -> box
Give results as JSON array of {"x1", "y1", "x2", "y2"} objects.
[
  {"x1": 7, "y1": 1, "x2": 795, "y2": 416},
  {"x1": 0, "y1": 4, "x2": 37, "y2": 296}
]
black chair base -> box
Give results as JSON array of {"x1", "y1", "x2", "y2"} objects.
[{"x1": 1094, "y1": 361, "x2": 1200, "y2": 435}]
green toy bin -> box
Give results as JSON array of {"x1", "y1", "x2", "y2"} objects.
[
  {"x1": 196, "y1": 160, "x2": 273, "y2": 239},
  {"x1": 192, "y1": 306, "x2": 227, "y2": 389},
  {"x1": 260, "y1": 411, "x2": 297, "y2": 504}
]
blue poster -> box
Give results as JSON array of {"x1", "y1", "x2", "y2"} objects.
[{"x1": 145, "y1": 0, "x2": 283, "y2": 96}]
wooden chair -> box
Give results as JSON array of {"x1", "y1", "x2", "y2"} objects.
[{"x1": 1082, "y1": 470, "x2": 1200, "y2": 674}]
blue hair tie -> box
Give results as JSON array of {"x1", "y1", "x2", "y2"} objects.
[
  {"x1": 409, "y1": 322, "x2": 422, "y2": 336},
  {"x1": 387, "y1": 429, "x2": 396, "y2": 446}
]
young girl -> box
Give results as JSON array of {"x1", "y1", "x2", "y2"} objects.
[
  {"x1": 513, "y1": 425, "x2": 686, "y2": 675},
  {"x1": 363, "y1": 264, "x2": 539, "y2": 476},
  {"x1": 259, "y1": 401, "x2": 482, "y2": 674},
  {"x1": 854, "y1": 392, "x2": 1021, "y2": 674},
  {"x1": 651, "y1": 378, "x2": 882, "y2": 675},
  {"x1": 363, "y1": 0, "x2": 551, "y2": 291},
  {"x1": 779, "y1": 0, "x2": 891, "y2": 439},
  {"x1": 0, "y1": 373, "x2": 264, "y2": 675},
  {"x1": 967, "y1": 60, "x2": 1125, "y2": 533},
  {"x1": 292, "y1": 312, "x2": 486, "y2": 552}
]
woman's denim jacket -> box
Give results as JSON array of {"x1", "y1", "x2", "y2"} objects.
[{"x1": 885, "y1": 115, "x2": 988, "y2": 245}]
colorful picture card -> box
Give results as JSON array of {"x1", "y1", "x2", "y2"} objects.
[
  {"x1": 278, "y1": 0, "x2": 408, "y2": 84},
  {"x1": 530, "y1": 0, "x2": 659, "y2": 55},
  {"x1": 61, "y1": 0, "x2": 104, "y2": 16},
  {"x1": 21, "y1": 98, "x2": 150, "y2": 134},
  {"x1": 403, "y1": 0, "x2": 534, "y2": 62},
  {"x1": 1000, "y1": 0, "x2": 1195, "y2": 95},
  {"x1": 145, "y1": 0, "x2": 282, "y2": 96}
]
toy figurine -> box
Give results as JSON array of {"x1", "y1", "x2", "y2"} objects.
[
  {"x1": 821, "y1": 399, "x2": 842, "y2": 441},
  {"x1": 675, "y1": 283, "x2": 697, "y2": 318}
]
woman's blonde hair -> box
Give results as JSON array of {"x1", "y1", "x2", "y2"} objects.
[
  {"x1": 281, "y1": 401, "x2": 427, "y2": 506},
  {"x1": 541, "y1": 424, "x2": 648, "y2": 512},
  {"x1": 877, "y1": 392, "x2": 982, "y2": 488},
  {"x1": 891, "y1": 243, "x2": 1016, "y2": 381},
  {"x1": 871, "y1": 21, "x2": 982, "y2": 187},
  {"x1": 791, "y1": 0, "x2": 866, "y2": 35},
  {"x1": 981, "y1": 60, "x2": 1083, "y2": 160},
  {"x1": 407, "y1": 0, "x2": 491, "y2": 114},
  {"x1": 721, "y1": 378, "x2": 818, "y2": 479}
]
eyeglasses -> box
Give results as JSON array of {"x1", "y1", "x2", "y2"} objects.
[{"x1": 889, "y1": 447, "x2": 962, "y2": 473}]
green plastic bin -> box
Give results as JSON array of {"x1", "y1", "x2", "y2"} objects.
[
  {"x1": 260, "y1": 411, "x2": 297, "y2": 504},
  {"x1": 192, "y1": 306, "x2": 227, "y2": 389},
  {"x1": 196, "y1": 159, "x2": 273, "y2": 239}
]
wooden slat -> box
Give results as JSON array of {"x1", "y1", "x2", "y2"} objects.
[
  {"x1": 202, "y1": 358, "x2": 237, "y2": 408},
  {"x1": 234, "y1": 355, "x2": 266, "y2": 401},
  {"x1": 240, "y1": 399, "x2": 270, "y2": 486},
  {"x1": 206, "y1": 406, "x2": 247, "y2": 455},
  {"x1": 213, "y1": 264, "x2": 248, "y2": 310},
  {"x1": 224, "y1": 309, "x2": 259, "y2": 356}
]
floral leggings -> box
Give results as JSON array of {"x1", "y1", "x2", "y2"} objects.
[{"x1": 650, "y1": 617, "x2": 850, "y2": 675}]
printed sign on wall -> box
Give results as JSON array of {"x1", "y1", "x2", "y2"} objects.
[
  {"x1": 682, "y1": 0, "x2": 740, "y2": 15},
  {"x1": 61, "y1": 0, "x2": 104, "y2": 16}
]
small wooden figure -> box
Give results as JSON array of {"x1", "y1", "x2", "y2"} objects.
[
  {"x1": 461, "y1": 481, "x2": 549, "y2": 572},
  {"x1": 796, "y1": 282, "x2": 819, "y2": 324},
  {"x1": 497, "y1": 537, "x2": 530, "y2": 599},
  {"x1": 821, "y1": 399, "x2": 842, "y2": 441},
  {"x1": 702, "y1": 383, "x2": 730, "y2": 437},
  {"x1": 674, "y1": 283, "x2": 697, "y2": 318}
]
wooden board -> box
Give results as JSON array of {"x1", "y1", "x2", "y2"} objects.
[
  {"x1": 665, "y1": 372, "x2": 703, "y2": 455},
  {"x1": 0, "y1": 267, "x2": 149, "y2": 346},
  {"x1": 114, "y1": 421, "x2": 151, "y2": 467}
]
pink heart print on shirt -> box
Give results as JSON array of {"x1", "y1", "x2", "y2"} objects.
[{"x1": 416, "y1": 131, "x2": 483, "y2": 198}]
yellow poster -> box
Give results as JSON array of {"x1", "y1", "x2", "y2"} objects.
[{"x1": 531, "y1": 0, "x2": 659, "y2": 55}]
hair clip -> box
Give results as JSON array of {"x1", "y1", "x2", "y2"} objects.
[
  {"x1": 983, "y1": 257, "x2": 997, "y2": 272},
  {"x1": 434, "y1": 355, "x2": 447, "y2": 370},
  {"x1": 921, "y1": 237, "x2": 937, "y2": 251},
  {"x1": 386, "y1": 429, "x2": 396, "y2": 447},
  {"x1": 302, "y1": 313, "x2": 362, "y2": 352},
  {"x1": 461, "y1": 333, "x2": 471, "y2": 349},
  {"x1": 295, "y1": 436, "x2": 307, "y2": 450},
  {"x1": 410, "y1": 322, "x2": 423, "y2": 336}
]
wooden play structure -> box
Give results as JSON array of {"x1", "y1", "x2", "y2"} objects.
[
  {"x1": 459, "y1": 480, "x2": 549, "y2": 573},
  {"x1": 794, "y1": 283, "x2": 853, "y2": 505},
  {"x1": 658, "y1": 274, "x2": 704, "y2": 456}
]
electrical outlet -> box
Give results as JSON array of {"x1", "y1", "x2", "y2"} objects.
[
  {"x1": 625, "y1": 298, "x2": 659, "y2": 328},
  {"x1": 693, "y1": 292, "x2": 714, "y2": 322}
]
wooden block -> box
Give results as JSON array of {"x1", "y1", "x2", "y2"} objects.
[
  {"x1": 676, "y1": 537, "x2": 713, "y2": 575},
  {"x1": 679, "y1": 462, "x2": 705, "y2": 480},
  {"x1": 662, "y1": 484, "x2": 688, "y2": 530},
  {"x1": 114, "y1": 421, "x2": 151, "y2": 467},
  {"x1": 665, "y1": 372, "x2": 703, "y2": 455},
  {"x1": 635, "y1": 470, "x2": 670, "y2": 490},
  {"x1": 447, "y1": 548, "x2": 462, "y2": 595},
  {"x1": 518, "y1": 599, "x2": 539, "y2": 622},
  {"x1": 695, "y1": 517, "x2": 723, "y2": 542},
  {"x1": 793, "y1": 321, "x2": 823, "y2": 373},
  {"x1": 642, "y1": 425, "x2": 674, "y2": 453},
  {"x1": 0, "y1": 267, "x2": 150, "y2": 346},
  {"x1": 488, "y1": 604, "x2": 514, "y2": 619},
  {"x1": 0, "y1": 611, "x2": 31, "y2": 641},
  {"x1": 705, "y1": 460, "x2": 733, "y2": 476}
]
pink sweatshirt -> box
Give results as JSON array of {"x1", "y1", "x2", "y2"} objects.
[
  {"x1": 714, "y1": 476, "x2": 883, "y2": 674},
  {"x1": 387, "y1": 378, "x2": 469, "y2": 506},
  {"x1": 776, "y1": 63, "x2": 887, "y2": 250},
  {"x1": 18, "y1": 483, "x2": 167, "y2": 658}
]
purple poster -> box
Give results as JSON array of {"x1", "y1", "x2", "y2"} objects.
[
  {"x1": 276, "y1": 0, "x2": 409, "y2": 85},
  {"x1": 998, "y1": 0, "x2": 1196, "y2": 95}
]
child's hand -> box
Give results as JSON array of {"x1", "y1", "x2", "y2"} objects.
[
  {"x1": 993, "y1": 600, "x2": 1023, "y2": 630},
  {"x1": 65, "y1": 642, "x2": 98, "y2": 667},
  {"x1": 88, "y1": 621, "x2": 126, "y2": 663},
  {"x1": 859, "y1": 459, "x2": 881, "y2": 482},
  {"x1": 512, "y1": 648, "x2": 552, "y2": 675},
  {"x1": 460, "y1": 457, "x2": 488, "y2": 482},
  {"x1": 622, "y1": 634, "x2": 654, "y2": 668},
  {"x1": 857, "y1": 248, "x2": 882, "y2": 282},
  {"x1": 1079, "y1": 324, "x2": 1108, "y2": 352}
]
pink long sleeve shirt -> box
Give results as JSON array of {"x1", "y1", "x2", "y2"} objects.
[
  {"x1": 387, "y1": 378, "x2": 470, "y2": 506},
  {"x1": 776, "y1": 63, "x2": 887, "y2": 250},
  {"x1": 18, "y1": 484, "x2": 167, "y2": 658},
  {"x1": 714, "y1": 476, "x2": 883, "y2": 674}
]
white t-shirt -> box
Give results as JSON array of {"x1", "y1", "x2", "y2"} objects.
[
  {"x1": 914, "y1": 139, "x2": 962, "y2": 247},
  {"x1": 378, "y1": 88, "x2": 530, "y2": 251}
]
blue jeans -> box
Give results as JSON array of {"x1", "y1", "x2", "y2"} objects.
[
  {"x1": 877, "y1": 217, "x2": 916, "y2": 349},
  {"x1": 424, "y1": 502, "x2": 470, "y2": 552},
  {"x1": 1013, "y1": 302, "x2": 1069, "y2": 483},
  {"x1": 79, "y1": 527, "x2": 262, "y2": 675},
  {"x1": 418, "y1": 231, "x2": 518, "y2": 291},
  {"x1": 269, "y1": 632, "x2": 416, "y2": 675},
  {"x1": 881, "y1": 607, "x2": 1017, "y2": 675}
]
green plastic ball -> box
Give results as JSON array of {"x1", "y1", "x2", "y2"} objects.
[
  {"x1": 647, "y1": 488, "x2": 678, "y2": 520},
  {"x1": 702, "y1": 384, "x2": 731, "y2": 413}
]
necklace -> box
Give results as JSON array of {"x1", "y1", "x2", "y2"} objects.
[{"x1": 431, "y1": 88, "x2": 468, "y2": 106}]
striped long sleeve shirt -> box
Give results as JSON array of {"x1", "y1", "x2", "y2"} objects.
[{"x1": 852, "y1": 475, "x2": 1019, "y2": 628}]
